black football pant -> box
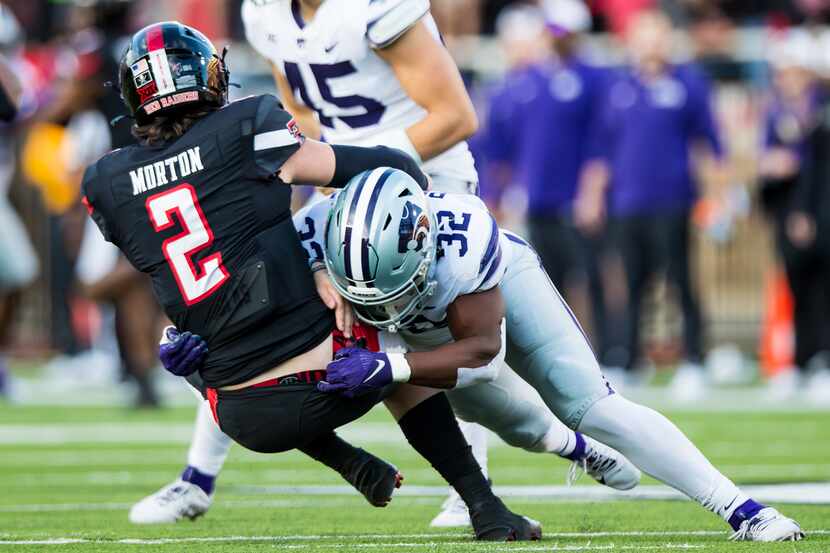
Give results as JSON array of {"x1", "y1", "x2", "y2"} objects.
[
  {"x1": 204, "y1": 376, "x2": 501, "y2": 523},
  {"x1": 212, "y1": 380, "x2": 384, "y2": 454},
  {"x1": 611, "y1": 211, "x2": 704, "y2": 370},
  {"x1": 776, "y1": 223, "x2": 830, "y2": 371}
]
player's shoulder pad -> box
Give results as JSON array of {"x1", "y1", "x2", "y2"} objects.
[
  {"x1": 241, "y1": 0, "x2": 285, "y2": 58},
  {"x1": 366, "y1": 0, "x2": 430, "y2": 49},
  {"x1": 253, "y1": 94, "x2": 287, "y2": 123},
  {"x1": 428, "y1": 192, "x2": 498, "y2": 280},
  {"x1": 80, "y1": 159, "x2": 100, "y2": 197}
]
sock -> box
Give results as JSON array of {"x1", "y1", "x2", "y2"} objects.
[
  {"x1": 187, "y1": 401, "x2": 233, "y2": 476},
  {"x1": 536, "y1": 416, "x2": 580, "y2": 458},
  {"x1": 728, "y1": 499, "x2": 765, "y2": 531},
  {"x1": 578, "y1": 394, "x2": 749, "y2": 527},
  {"x1": 562, "y1": 432, "x2": 586, "y2": 461},
  {"x1": 181, "y1": 465, "x2": 215, "y2": 495},
  {"x1": 299, "y1": 431, "x2": 364, "y2": 474},
  {"x1": 458, "y1": 420, "x2": 489, "y2": 480},
  {"x1": 398, "y1": 393, "x2": 495, "y2": 508}
]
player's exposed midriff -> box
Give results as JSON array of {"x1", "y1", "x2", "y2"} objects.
[{"x1": 218, "y1": 334, "x2": 333, "y2": 391}]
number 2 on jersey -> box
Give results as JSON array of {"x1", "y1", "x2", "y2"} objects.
[{"x1": 146, "y1": 184, "x2": 229, "y2": 306}]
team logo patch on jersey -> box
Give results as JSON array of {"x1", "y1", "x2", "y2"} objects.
[
  {"x1": 286, "y1": 119, "x2": 305, "y2": 143},
  {"x1": 398, "y1": 201, "x2": 430, "y2": 253}
]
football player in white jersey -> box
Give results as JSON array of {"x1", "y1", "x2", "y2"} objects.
[
  {"x1": 242, "y1": 0, "x2": 479, "y2": 194},
  {"x1": 313, "y1": 169, "x2": 803, "y2": 543},
  {"x1": 133, "y1": 0, "x2": 494, "y2": 525}
]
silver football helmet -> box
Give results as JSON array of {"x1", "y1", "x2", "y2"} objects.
[{"x1": 324, "y1": 168, "x2": 437, "y2": 332}]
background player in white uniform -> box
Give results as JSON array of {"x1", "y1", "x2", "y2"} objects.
[
  {"x1": 318, "y1": 169, "x2": 803, "y2": 543},
  {"x1": 131, "y1": 0, "x2": 483, "y2": 525}
]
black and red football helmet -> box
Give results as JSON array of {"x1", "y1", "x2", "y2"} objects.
[{"x1": 119, "y1": 21, "x2": 229, "y2": 124}]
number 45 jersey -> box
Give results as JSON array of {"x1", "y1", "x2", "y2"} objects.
[
  {"x1": 241, "y1": 0, "x2": 477, "y2": 183},
  {"x1": 81, "y1": 95, "x2": 334, "y2": 388},
  {"x1": 294, "y1": 190, "x2": 513, "y2": 349}
]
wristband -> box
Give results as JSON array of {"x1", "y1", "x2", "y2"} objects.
[
  {"x1": 387, "y1": 352, "x2": 412, "y2": 382},
  {"x1": 310, "y1": 260, "x2": 327, "y2": 273},
  {"x1": 159, "y1": 325, "x2": 177, "y2": 346}
]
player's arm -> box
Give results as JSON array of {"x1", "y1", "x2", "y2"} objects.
[
  {"x1": 374, "y1": 21, "x2": 478, "y2": 162},
  {"x1": 271, "y1": 62, "x2": 321, "y2": 139},
  {"x1": 251, "y1": 95, "x2": 429, "y2": 189},
  {"x1": 320, "y1": 287, "x2": 505, "y2": 396},
  {"x1": 404, "y1": 287, "x2": 505, "y2": 388},
  {"x1": 280, "y1": 139, "x2": 429, "y2": 190}
]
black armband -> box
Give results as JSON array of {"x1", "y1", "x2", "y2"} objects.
[{"x1": 330, "y1": 145, "x2": 428, "y2": 190}]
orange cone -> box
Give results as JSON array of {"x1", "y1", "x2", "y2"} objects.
[{"x1": 759, "y1": 267, "x2": 794, "y2": 378}]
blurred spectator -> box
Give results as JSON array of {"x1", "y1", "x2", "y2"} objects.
[
  {"x1": 577, "y1": 10, "x2": 724, "y2": 398},
  {"x1": 592, "y1": 0, "x2": 657, "y2": 35},
  {"x1": 0, "y1": 4, "x2": 39, "y2": 397},
  {"x1": 472, "y1": 2, "x2": 546, "y2": 216},
  {"x1": 779, "y1": 56, "x2": 830, "y2": 401},
  {"x1": 21, "y1": 1, "x2": 163, "y2": 406},
  {"x1": 758, "y1": 30, "x2": 825, "y2": 399},
  {"x1": 478, "y1": 0, "x2": 612, "y2": 351}
]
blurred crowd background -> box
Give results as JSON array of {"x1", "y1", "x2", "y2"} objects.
[{"x1": 2, "y1": 0, "x2": 830, "y2": 408}]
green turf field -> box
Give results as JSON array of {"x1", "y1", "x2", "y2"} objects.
[{"x1": 0, "y1": 402, "x2": 828, "y2": 552}]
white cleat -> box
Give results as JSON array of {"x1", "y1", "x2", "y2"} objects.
[
  {"x1": 129, "y1": 480, "x2": 212, "y2": 524},
  {"x1": 729, "y1": 507, "x2": 804, "y2": 542},
  {"x1": 567, "y1": 436, "x2": 641, "y2": 491},
  {"x1": 429, "y1": 490, "x2": 471, "y2": 528}
]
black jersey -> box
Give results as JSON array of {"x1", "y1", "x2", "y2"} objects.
[{"x1": 82, "y1": 95, "x2": 333, "y2": 388}]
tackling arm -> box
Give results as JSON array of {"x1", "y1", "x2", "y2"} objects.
[
  {"x1": 404, "y1": 287, "x2": 505, "y2": 388},
  {"x1": 279, "y1": 139, "x2": 429, "y2": 190},
  {"x1": 375, "y1": 21, "x2": 478, "y2": 162}
]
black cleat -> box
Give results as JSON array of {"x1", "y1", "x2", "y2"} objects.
[
  {"x1": 340, "y1": 448, "x2": 403, "y2": 507},
  {"x1": 469, "y1": 497, "x2": 542, "y2": 541}
]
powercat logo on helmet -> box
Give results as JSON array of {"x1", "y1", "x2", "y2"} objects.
[{"x1": 398, "y1": 201, "x2": 430, "y2": 254}]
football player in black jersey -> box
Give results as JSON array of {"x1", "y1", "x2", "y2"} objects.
[{"x1": 81, "y1": 22, "x2": 539, "y2": 541}]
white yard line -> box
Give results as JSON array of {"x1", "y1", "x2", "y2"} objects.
[
  {"x1": 0, "y1": 483, "x2": 828, "y2": 514},
  {"x1": 2, "y1": 530, "x2": 828, "y2": 546},
  {"x1": 0, "y1": 422, "x2": 403, "y2": 445}
]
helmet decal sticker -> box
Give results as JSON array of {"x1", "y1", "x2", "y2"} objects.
[
  {"x1": 148, "y1": 49, "x2": 176, "y2": 96},
  {"x1": 398, "y1": 201, "x2": 429, "y2": 253}
]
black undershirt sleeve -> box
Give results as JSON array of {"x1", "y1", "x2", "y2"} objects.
[{"x1": 329, "y1": 144, "x2": 428, "y2": 190}]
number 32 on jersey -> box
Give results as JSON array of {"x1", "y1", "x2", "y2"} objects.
[{"x1": 146, "y1": 184, "x2": 229, "y2": 305}]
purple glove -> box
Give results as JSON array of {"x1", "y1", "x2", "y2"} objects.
[
  {"x1": 318, "y1": 347, "x2": 393, "y2": 398},
  {"x1": 159, "y1": 327, "x2": 208, "y2": 377}
]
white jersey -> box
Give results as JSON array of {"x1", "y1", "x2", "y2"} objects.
[
  {"x1": 292, "y1": 191, "x2": 515, "y2": 350},
  {"x1": 241, "y1": 0, "x2": 477, "y2": 183}
]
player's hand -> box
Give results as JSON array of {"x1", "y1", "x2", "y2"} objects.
[
  {"x1": 788, "y1": 212, "x2": 816, "y2": 248},
  {"x1": 313, "y1": 268, "x2": 354, "y2": 338},
  {"x1": 318, "y1": 347, "x2": 393, "y2": 398},
  {"x1": 573, "y1": 189, "x2": 606, "y2": 235},
  {"x1": 158, "y1": 326, "x2": 208, "y2": 377}
]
